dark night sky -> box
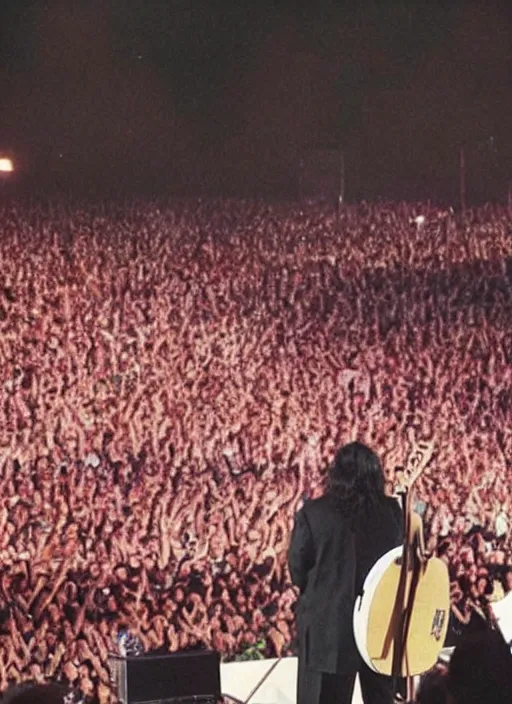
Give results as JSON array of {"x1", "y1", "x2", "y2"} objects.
[{"x1": 0, "y1": 0, "x2": 510, "y2": 198}]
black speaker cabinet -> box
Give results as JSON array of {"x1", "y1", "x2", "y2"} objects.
[{"x1": 109, "y1": 650, "x2": 221, "y2": 704}]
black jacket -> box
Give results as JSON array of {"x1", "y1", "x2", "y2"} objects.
[{"x1": 288, "y1": 493, "x2": 403, "y2": 674}]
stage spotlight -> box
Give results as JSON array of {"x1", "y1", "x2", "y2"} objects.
[{"x1": 0, "y1": 158, "x2": 14, "y2": 173}]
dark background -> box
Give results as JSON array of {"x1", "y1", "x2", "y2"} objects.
[{"x1": 0, "y1": 0, "x2": 510, "y2": 200}]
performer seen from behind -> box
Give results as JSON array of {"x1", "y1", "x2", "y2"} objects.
[{"x1": 288, "y1": 442, "x2": 403, "y2": 704}]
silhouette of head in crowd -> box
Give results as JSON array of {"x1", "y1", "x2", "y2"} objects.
[
  {"x1": 1, "y1": 683, "x2": 86, "y2": 704},
  {"x1": 446, "y1": 628, "x2": 512, "y2": 704},
  {"x1": 418, "y1": 628, "x2": 512, "y2": 704},
  {"x1": 417, "y1": 667, "x2": 448, "y2": 704}
]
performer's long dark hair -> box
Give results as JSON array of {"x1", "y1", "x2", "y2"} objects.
[{"x1": 328, "y1": 442, "x2": 386, "y2": 515}]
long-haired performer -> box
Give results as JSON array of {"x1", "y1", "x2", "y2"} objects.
[{"x1": 288, "y1": 442, "x2": 403, "y2": 704}]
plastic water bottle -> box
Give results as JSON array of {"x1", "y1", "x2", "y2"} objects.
[{"x1": 117, "y1": 629, "x2": 143, "y2": 656}]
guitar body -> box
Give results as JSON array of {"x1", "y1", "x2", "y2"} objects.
[
  {"x1": 354, "y1": 548, "x2": 450, "y2": 675},
  {"x1": 352, "y1": 440, "x2": 451, "y2": 701},
  {"x1": 354, "y1": 547, "x2": 402, "y2": 672}
]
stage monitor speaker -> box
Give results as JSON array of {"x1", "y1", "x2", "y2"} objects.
[{"x1": 109, "y1": 650, "x2": 221, "y2": 704}]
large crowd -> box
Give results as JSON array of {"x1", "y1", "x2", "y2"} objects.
[{"x1": 0, "y1": 198, "x2": 511, "y2": 701}]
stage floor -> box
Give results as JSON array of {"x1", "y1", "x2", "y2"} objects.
[{"x1": 220, "y1": 657, "x2": 364, "y2": 704}]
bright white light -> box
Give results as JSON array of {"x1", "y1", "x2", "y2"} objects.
[
  {"x1": 0, "y1": 158, "x2": 13, "y2": 173},
  {"x1": 491, "y1": 590, "x2": 512, "y2": 652}
]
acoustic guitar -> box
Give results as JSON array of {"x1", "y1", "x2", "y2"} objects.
[{"x1": 353, "y1": 441, "x2": 450, "y2": 692}]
